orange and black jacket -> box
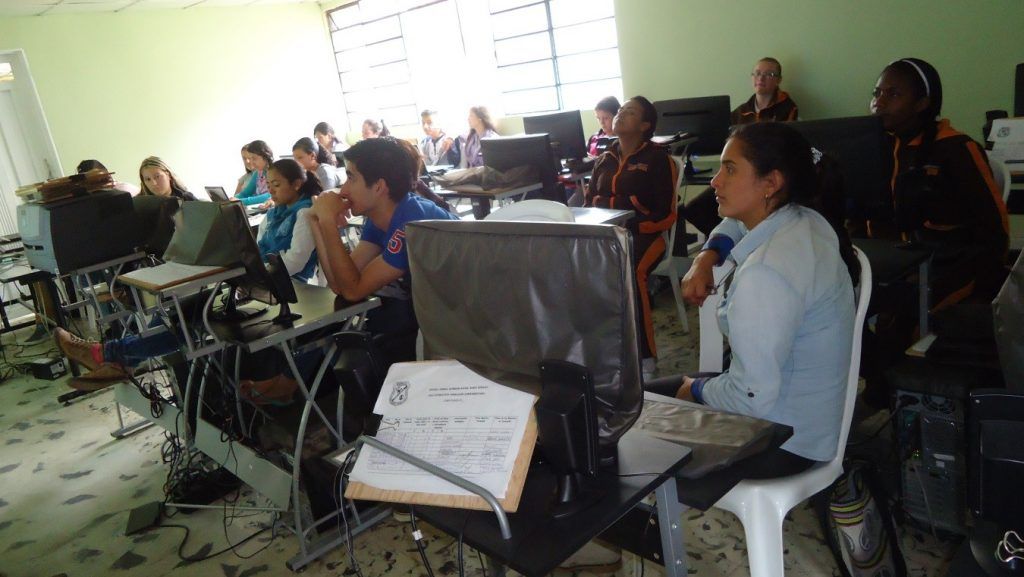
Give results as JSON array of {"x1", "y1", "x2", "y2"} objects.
[
  {"x1": 585, "y1": 141, "x2": 677, "y2": 236},
  {"x1": 885, "y1": 119, "x2": 1008, "y2": 256},
  {"x1": 731, "y1": 91, "x2": 799, "y2": 125}
]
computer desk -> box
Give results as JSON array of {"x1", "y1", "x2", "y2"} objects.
[
  {"x1": 852, "y1": 238, "x2": 932, "y2": 335},
  {"x1": 206, "y1": 282, "x2": 380, "y2": 571},
  {"x1": 437, "y1": 182, "x2": 543, "y2": 219},
  {"x1": 413, "y1": 429, "x2": 693, "y2": 577}
]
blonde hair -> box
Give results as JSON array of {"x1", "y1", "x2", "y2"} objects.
[{"x1": 138, "y1": 156, "x2": 187, "y2": 196}]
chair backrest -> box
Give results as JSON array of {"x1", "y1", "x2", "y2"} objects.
[
  {"x1": 696, "y1": 248, "x2": 872, "y2": 465},
  {"x1": 833, "y1": 248, "x2": 872, "y2": 464},
  {"x1": 484, "y1": 199, "x2": 574, "y2": 222},
  {"x1": 968, "y1": 388, "x2": 1024, "y2": 526},
  {"x1": 406, "y1": 219, "x2": 643, "y2": 450},
  {"x1": 660, "y1": 156, "x2": 687, "y2": 255},
  {"x1": 989, "y1": 157, "x2": 1011, "y2": 203}
]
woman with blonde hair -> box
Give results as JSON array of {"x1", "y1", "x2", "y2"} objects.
[{"x1": 138, "y1": 156, "x2": 196, "y2": 201}]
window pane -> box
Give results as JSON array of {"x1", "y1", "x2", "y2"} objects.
[
  {"x1": 489, "y1": 0, "x2": 538, "y2": 14},
  {"x1": 556, "y1": 49, "x2": 620, "y2": 83},
  {"x1": 370, "y1": 61, "x2": 410, "y2": 87},
  {"x1": 549, "y1": 0, "x2": 614, "y2": 27},
  {"x1": 362, "y1": 15, "x2": 401, "y2": 43},
  {"x1": 374, "y1": 85, "x2": 416, "y2": 109},
  {"x1": 349, "y1": 112, "x2": 371, "y2": 131},
  {"x1": 328, "y1": 5, "x2": 360, "y2": 30},
  {"x1": 340, "y1": 68, "x2": 373, "y2": 92},
  {"x1": 332, "y1": 26, "x2": 364, "y2": 52},
  {"x1": 497, "y1": 60, "x2": 555, "y2": 92},
  {"x1": 553, "y1": 19, "x2": 616, "y2": 56},
  {"x1": 400, "y1": 0, "x2": 441, "y2": 11},
  {"x1": 560, "y1": 78, "x2": 623, "y2": 112},
  {"x1": 0, "y1": 63, "x2": 13, "y2": 82},
  {"x1": 380, "y1": 105, "x2": 419, "y2": 127},
  {"x1": 344, "y1": 89, "x2": 377, "y2": 113},
  {"x1": 490, "y1": 4, "x2": 548, "y2": 40},
  {"x1": 365, "y1": 38, "x2": 406, "y2": 65},
  {"x1": 494, "y1": 32, "x2": 551, "y2": 66},
  {"x1": 359, "y1": 0, "x2": 400, "y2": 21},
  {"x1": 502, "y1": 87, "x2": 559, "y2": 115},
  {"x1": 335, "y1": 47, "x2": 366, "y2": 72}
]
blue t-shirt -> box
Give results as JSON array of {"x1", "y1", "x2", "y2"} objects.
[{"x1": 361, "y1": 193, "x2": 457, "y2": 274}]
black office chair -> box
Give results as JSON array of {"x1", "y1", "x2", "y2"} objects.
[{"x1": 331, "y1": 330, "x2": 391, "y2": 441}]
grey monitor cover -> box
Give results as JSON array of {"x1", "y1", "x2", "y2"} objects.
[
  {"x1": 994, "y1": 249, "x2": 1024, "y2": 391},
  {"x1": 406, "y1": 219, "x2": 642, "y2": 448}
]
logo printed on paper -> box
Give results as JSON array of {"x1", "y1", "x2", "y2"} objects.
[
  {"x1": 389, "y1": 381, "x2": 410, "y2": 405},
  {"x1": 388, "y1": 229, "x2": 405, "y2": 254},
  {"x1": 997, "y1": 127, "x2": 1011, "y2": 138}
]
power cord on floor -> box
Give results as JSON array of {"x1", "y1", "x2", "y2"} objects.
[
  {"x1": 335, "y1": 449, "x2": 364, "y2": 577},
  {"x1": 409, "y1": 506, "x2": 437, "y2": 577}
]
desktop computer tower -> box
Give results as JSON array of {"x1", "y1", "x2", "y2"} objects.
[{"x1": 895, "y1": 389, "x2": 966, "y2": 534}]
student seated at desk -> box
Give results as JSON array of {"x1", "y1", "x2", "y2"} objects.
[
  {"x1": 731, "y1": 57, "x2": 799, "y2": 125},
  {"x1": 858, "y1": 58, "x2": 1009, "y2": 407},
  {"x1": 585, "y1": 95, "x2": 677, "y2": 375},
  {"x1": 314, "y1": 122, "x2": 345, "y2": 167},
  {"x1": 419, "y1": 109, "x2": 456, "y2": 166},
  {"x1": 77, "y1": 159, "x2": 140, "y2": 195},
  {"x1": 667, "y1": 122, "x2": 857, "y2": 477},
  {"x1": 458, "y1": 106, "x2": 498, "y2": 169},
  {"x1": 234, "y1": 145, "x2": 254, "y2": 196},
  {"x1": 588, "y1": 95, "x2": 619, "y2": 157},
  {"x1": 54, "y1": 161, "x2": 323, "y2": 391},
  {"x1": 139, "y1": 156, "x2": 196, "y2": 201},
  {"x1": 686, "y1": 57, "x2": 799, "y2": 238},
  {"x1": 239, "y1": 137, "x2": 459, "y2": 401},
  {"x1": 361, "y1": 118, "x2": 390, "y2": 140},
  {"x1": 292, "y1": 137, "x2": 342, "y2": 190},
  {"x1": 864, "y1": 57, "x2": 1008, "y2": 305},
  {"x1": 234, "y1": 140, "x2": 273, "y2": 207}
]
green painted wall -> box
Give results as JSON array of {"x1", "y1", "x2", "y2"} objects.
[
  {"x1": 615, "y1": 0, "x2": 1024, "y2": 141},
  {"x1": 0, "y1": 5, "x2": 341, "y2": 192}
]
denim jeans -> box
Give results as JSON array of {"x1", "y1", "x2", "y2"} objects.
[{"x1": 103, "y1": 319, "x2": 179, "y2": 368}]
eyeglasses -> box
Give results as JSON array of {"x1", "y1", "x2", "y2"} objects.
[
  {"x1": 871, "y1": 87, "x2": 903, "y2": 99},
  {"x1": 751, "y1": 71, "x2": 780, "y2": 79}
]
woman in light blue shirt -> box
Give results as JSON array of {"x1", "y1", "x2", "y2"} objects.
[{"x1": 652, "y1": 122, "x2": 857, "y2": 478}]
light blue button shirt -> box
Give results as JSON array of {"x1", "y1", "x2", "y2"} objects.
[{"x1": 697, "y1": 205, "x2": 855, "y2": 461}]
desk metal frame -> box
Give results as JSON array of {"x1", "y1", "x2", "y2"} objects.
[{"x1": 438, "y1": 182, "x2": 543, "y2": 219}]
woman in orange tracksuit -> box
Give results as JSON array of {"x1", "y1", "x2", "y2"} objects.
[
  {"x1": 868, "y1": 57, "x2": 1009, "y2": 306},
  {"x1": 585, "y1": 96, "x2": 678, "y2": 369}
]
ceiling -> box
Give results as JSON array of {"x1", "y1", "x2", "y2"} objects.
[{"x1": 0, "y1": 0, "x2": 323, "y2": 17}]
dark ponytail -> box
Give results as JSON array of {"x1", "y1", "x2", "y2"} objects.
[
  {"x1": 729, "y1": 122, "x2": 859, "y2": 283},
  {"x1": 270, "y1": 158, "x2": 322, "y2": 199}
]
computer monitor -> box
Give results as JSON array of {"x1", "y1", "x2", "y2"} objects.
[
  {"x1": 481, "y1": 134, "x2": 561, "y2": 200},
  {"x1": 131, "y1": 195, "x2": 180, "y2": 256},
  {"x1": 787, "y1": 115, "x2": 890, "y2": 224},
  {"x1": 205, "y1": 186, "x2": 229, "y2": 202},
  {"x1": 522, "y1": 110, "x2": 587, "y2": 161},
  {"x1": 653, "y1": 95, "x2": 731, "y2": 156},
  {"x1": 213, "y1": 202, "x2": 300, "y2": 324}
]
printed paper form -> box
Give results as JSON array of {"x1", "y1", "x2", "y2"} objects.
[{"x1": 348, "y1": 360, "x2": 536, "y2": 499}]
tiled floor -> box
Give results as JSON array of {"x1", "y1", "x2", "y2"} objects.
[{"x1": 0, "y1": 291, "x2": 959, "y2": 577}]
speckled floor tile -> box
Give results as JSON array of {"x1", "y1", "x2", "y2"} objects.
[{"x1": 0, "y1": 296, "x2": 957, "y2": 576}]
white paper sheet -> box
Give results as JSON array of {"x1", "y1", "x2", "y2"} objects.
[{"x1": 348, "y1": 360, "x2": 536, "y2": 498}]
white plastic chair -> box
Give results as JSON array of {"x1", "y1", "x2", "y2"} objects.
[
  {"x1": 650, "y1": 156, "x2": 694, "y2": 333},
  {"x1": 703, "y1": 248, "x2": 872, "y2": 577},
  {"x1": 483, "y1": 199, "x2": 574, "y2": 222},
  {"x1": 990, "y1": 157, "x2": 1012, "y2": 203}
]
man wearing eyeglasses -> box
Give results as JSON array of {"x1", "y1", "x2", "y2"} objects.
[{"x1": 731, "y1": 57, "x2": 799, "y2": 125}]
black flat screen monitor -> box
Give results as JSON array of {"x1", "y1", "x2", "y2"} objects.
[
  {"x1": 653, "y1": 96, "x2": 731, "y2": 156},
  {"x1": 788, "y1": 115, "x2": 889, "y2": 224},
  {"x1": 481, "y1": 134, "x2": 559, "y2": 192},
  {"x1": 131, "y1": 195, "x2": 180, "y2": 255},
  {"x1": 523, "y1": 110, "x2": 587, "y2": 161},
  {"x1": 205, "y1": 186, "x2": 229, "y2": 202}
]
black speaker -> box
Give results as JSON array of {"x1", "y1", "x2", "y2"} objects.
[{"x1": 1015, "y1": 63, "x2": 1023, "y2": 117}]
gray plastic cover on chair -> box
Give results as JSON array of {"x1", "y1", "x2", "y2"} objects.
[
  {"x1": 994, "y1": 249, "x2": 1024, "y2": 392},
  {"x1": 406, "y1": 219, "x2": 643, "y2": 449}
]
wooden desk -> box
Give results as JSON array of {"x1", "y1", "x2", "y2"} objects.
[
  {"x1": 438, "y1": 182, "x2": 543, "y2": 219},
  {"x1": 415, "y1": 429, "x2": 692, "y2": 577}
]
